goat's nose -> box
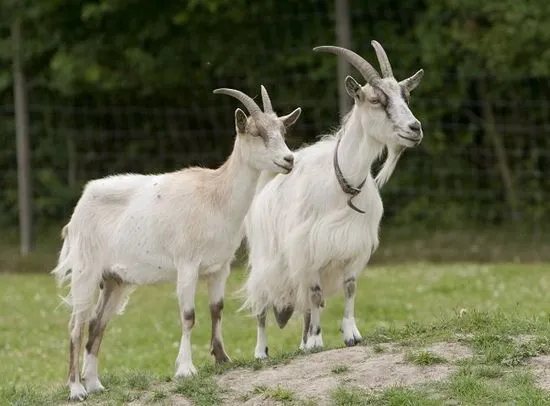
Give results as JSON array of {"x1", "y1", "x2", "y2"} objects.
[
  {"x1": 284, "y1": 155, "x2": 294, "y2": 165},
  {"x1": 409, "y1": 121, "x2": 422, "y2": 134}
]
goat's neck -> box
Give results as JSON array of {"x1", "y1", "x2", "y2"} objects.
[
  {"x1": 336, "y1": 107, "x2": 384, "y2": 187},
  {"x1": 215, "y1": 138, "x2": 260, "y2": 224}
]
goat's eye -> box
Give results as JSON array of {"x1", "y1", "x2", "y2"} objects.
[{"x1": 369, "y1": 97, "x2": 380, "y2": 105}]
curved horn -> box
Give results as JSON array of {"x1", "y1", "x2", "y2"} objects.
[
  {"x1": 213, "y1": 88, "x2": 262, "y2": 116},
  {"x1": 371, "y1": 40, "x2": 394, "y2": 78},
  {"x1": 260, "y1": 85, "x2": 273, "y2": 113},
  {"x1": 313, "y1": 45, "x2": 381, "y2": 85}
]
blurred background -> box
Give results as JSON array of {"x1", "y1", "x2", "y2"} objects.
[{"x1": 1, "y1": 0, "x2": 549, "y2": 267}]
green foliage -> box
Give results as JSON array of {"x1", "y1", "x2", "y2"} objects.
[{"x1": 0, "y1": 0, "x2": 549, "y2": 226}]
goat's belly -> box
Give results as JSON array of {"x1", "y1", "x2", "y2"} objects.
[
  {"x1": 107, "y1": 247, "x2": 177, "y2": 285},
  {"x1": 107, "y1": 262, "x2": 177, "y2": 285}
]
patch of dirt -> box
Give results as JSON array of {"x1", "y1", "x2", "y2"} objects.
[
  {"x1": 216, "y1": 342, "x2": 473, "y2": 405},
  {"x1": 528, "y1": 355, "x2": 550, "y2": 390}
]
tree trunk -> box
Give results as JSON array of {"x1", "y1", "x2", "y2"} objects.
[
  {"x1": 12, "y1": 18, "x2": 34, "y2": 254},
  {"x1": 478, "y1": 79, "x2": 520, "y2": 223}
]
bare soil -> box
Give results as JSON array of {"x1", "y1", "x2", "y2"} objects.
[{"x1": 216, "y1": 342, "x2": 472, "y2": 405}]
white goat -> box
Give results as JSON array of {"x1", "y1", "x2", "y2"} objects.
[
  {"x1": 52, "y1": 86, "x2": 301, "y2": 401},
  {"x1": 242, "y1": 41, "x2": 424, "y2": 358}
]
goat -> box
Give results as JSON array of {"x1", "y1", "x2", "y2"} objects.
[
  {"x1": 52, "y1": 86, "x2": 301, "y2": 401},
  {"x1": 241, "y1": 41, "x2": 424, "y2": 359}
]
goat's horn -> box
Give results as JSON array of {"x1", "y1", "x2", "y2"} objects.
[
  {"x1": 371, "y1": 40, "x2": 394, "y2": 78},
  {"x1": 313, "y1": 45, "x2": 381, "y2": 85},
  {"x1": 260, "y1": 85, "x2": 273, "y2": 113},
  {"x1": 213, "y1": 88, "x2": 262, "y2": 116}
]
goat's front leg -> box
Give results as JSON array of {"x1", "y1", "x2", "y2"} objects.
[
  {"x1": 175, "y1": 265, "x2": 199, "y2": 378},
  {"x1": 341, "y1": 270, "x2": 363, "y2": 347},
  {"x1": 208, "y1": 265, "x2": 231, "y2": 364},
  {"x1": 303, "y1": 277, "x2": 324, "y2": 350}
]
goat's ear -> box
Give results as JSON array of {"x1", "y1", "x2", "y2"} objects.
[
  {"x1": 345, "y1": 76, "x2": 363, "y2": 101},
  {"x1": 235, "y1": 108, "x2": 248, "y2": 133},
  {"x1": 400, "y1": 69, "x2": 424, "y2": 92},
  {"x1": 280, "y1": 107, "x2": 301, "y2": 128}
]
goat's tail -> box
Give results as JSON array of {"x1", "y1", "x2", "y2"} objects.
[{"x1": 51, "y1": 223, "x2": 103, "y2": 322}]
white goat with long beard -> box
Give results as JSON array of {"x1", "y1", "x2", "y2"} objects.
[
  {"x1": 52, "y1": 86, "x2": 301, "y2": 401},
  {"x1": 242, "y1": 41, "x2": 424, "y2": 358}
]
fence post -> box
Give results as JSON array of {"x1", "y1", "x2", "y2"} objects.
[
  {"x1": 12, "y1": 18, "x2": 34, "y2": 255},
  {"x1": 335, "y1": 0, "x2": 352, "y2": 120}
]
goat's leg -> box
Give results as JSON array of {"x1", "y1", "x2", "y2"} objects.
[
  {"x1": 341, "y1": 271, "x2": 363, "y2": 347},
  {"x1": 175, "y1": 264, "x2": 199, "y2": 378},
  {"x1": 208, "y1": 265, "x2": 231, "y2": 364},
  {"x1": 82, "y1": 277, "x2": 129, "y2": 393},
  {"x1": 254, "y1": 308, "x2": 268, "y2": 359},
  {"x1": 67, "y1": 269, "x2": 99, "y2": 401},
  {"x1": 68, "y1": 313, "x2": 87, "y2": 401},
  {"x1": 299, "y1": 310, "x2": 311, "y2": 350},
  {"x1": 303, "y1": 279, "x2": 324, "y2": 350}
]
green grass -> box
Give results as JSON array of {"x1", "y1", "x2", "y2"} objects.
[
  {"x1": 253, "y1": 384, "x2": 295, "y2": 403},
  {"x1": 2, "y1": 262, "x2": 550, "y2": 404},
  {"x1": 331, "y1": 365, "x2": 350, "y2": 374},
  {"x1": 331, "y1": 385, "x2": 438, "y2": 406},
  {"x1": 405, "y1": 350, "x2": 447, "y2": 366},
  {"x1": 173, "y1": 374, "x2": 222, "y2": 406}
]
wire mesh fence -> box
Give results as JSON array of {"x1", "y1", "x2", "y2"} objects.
[{"x1": 1, "y1": 1, "x2": 549, "y2": 262}]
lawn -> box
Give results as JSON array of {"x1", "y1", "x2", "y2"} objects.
[{"x1": 2, "y1": 262, "x2": 550, "y2": 405}]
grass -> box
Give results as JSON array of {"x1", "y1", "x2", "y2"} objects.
[
  {"x1": 332, "y1": 365, "x2": 350, "y2": 374},
  {"x1": 4, "y1": 263, "x2": 550, "y2": 388},
  {"x1": 405, "y1": 350, "x2": 447, "y2": 366},
  {"x1": 331, "y1": 386, "x2": 439, "y2": 406},
  {"x1": 253, "y1": 384, "x2": 295, "y2": 403},
  {"x1": 173, "y1": 374, "x2": 222, "y2": 405},
  {"x1": 2, "y1": 248, "x2": 550, "y2": 404}
]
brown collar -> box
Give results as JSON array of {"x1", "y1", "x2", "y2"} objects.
[{"x1": 333, "y1": 137, "x2": 366, "y2": 214}]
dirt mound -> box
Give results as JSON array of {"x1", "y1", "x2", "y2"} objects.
[
  {"x1": 216, "y1": 342, "x2": 472, "y2": 405},
  {"x1": 529, "y1": 355, "x2": 550, "y2": 390}
]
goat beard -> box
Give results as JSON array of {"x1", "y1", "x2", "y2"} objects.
[{"x1": 374, "y1": 145, "x2": 404, "y2": 189}]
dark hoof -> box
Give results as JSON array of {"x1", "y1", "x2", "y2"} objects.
[
  {"x1": 344, "y1": 338, "x2": 359, "y2": 347},
  {"x1": 214, "y1": 353, "x2": 231, "y2": 364},
  {"x1": 265, "y1": 346, "x2": 269, "y2": 356},
  {"x1": 211, "y1": 340, "x2": 230, "y2": 363}
]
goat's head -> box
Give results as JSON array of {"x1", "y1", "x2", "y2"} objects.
[
  {"x1": 214, "y1": 86, "x2": 301, "y2": 174},
  {"x1": 314, "y1": 41, "x2": 424, "y2": 149}
]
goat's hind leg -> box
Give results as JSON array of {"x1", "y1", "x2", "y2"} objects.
[
  {"x1": 208, "y1": 265, "x2": 231, "y2": 364},
  {"x1": 82, "y1": 275, "x2": 129, "y2": 393},
  {"x1": 67, "y1": 270, "x2": 99, "y2": 401},
  {"x1": 68, "y1": 313, "x2": 87, "y2": 401}
]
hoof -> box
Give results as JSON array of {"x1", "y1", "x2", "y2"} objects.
[
  {"x1": 344, "y1": 337, "x2": 361, "y2": 347},
  {"x1": 68, "y1": 382, "x2": 87, "y2": 402},
  {"x1": 214, "y1": 353, "x2": 231, "y2": 364},
  {"x1": 175, "y1": 363, "x2": 198, "y2": 378},
  {"x1": 304, "y1": 333, "x2": 324, "y2": 350},
  {"x1": 84, "y1": 378, "x2": 105, "y2": 394}
]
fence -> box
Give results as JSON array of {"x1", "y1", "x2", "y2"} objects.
[{"x1": 2, "y1": 1, "x2": 549, "y2": 262}]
